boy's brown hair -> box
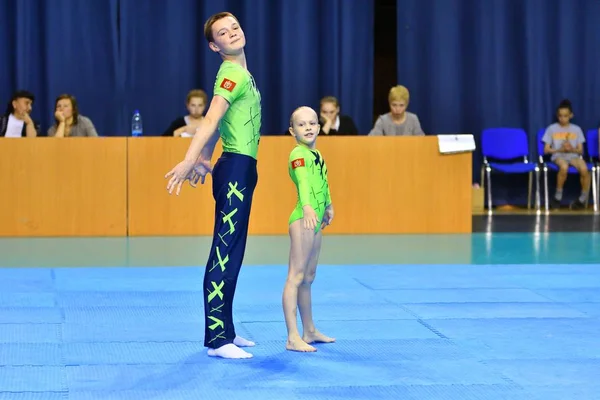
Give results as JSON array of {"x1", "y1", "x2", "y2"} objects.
[{"x1": 204, "y1": 12, "x2": 238, "y2": 43}]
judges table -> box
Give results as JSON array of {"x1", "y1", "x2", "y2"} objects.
[
  {"x1": 0, "y1": 138, "x2": 128, "y2": 236},
  {"x1": 0, "y1": 136, "x2": 472, "y2": 237}
]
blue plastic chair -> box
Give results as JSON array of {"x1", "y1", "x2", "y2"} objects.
[
  {"x1": 586, "y1": 129, "x2": 599, "y2": 211},
  {"x1": 481, "y1": 128, "x2": 540, "y2": 212},
  {"x1": 536, "y1": 128, "x2": 598, "y2": 212}
]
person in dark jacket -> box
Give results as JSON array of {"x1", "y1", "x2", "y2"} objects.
[{"x1": 0, "y1": 90, "x2": 41, "y2": 138}]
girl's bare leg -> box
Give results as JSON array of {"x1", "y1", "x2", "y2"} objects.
[
  {"x1": 299, "y1": 230, "x2": 335, "y2": 344},
  {"x1": 282, "y1": 220, "x2": 317, "y2": 352}
]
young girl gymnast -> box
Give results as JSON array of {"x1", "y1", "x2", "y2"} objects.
[{"x1": 282, "y1": 106, "x2": 336, "y2": 352}]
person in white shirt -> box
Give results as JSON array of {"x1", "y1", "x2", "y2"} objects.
[{"x1": 0, "y1": 90, "x2": 40, "y2": 138}]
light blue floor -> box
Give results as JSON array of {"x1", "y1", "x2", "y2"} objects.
[{"x1": 0, "y1": 233, "x2": 599, "y2": 399}]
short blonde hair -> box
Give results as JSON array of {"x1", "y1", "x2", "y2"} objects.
[
  {"x1": 388, "y1": 85, "x2": 409, "y2": 103},
  {"x1": 186, "y1": 89, "x2": 207, "y2": 105},
  {"x1": 289, "y1": 106, "x2": 317, "y2": 128}
]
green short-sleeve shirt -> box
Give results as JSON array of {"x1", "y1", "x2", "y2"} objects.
[{"x1": 213, "y1": 61, "x2": 262, "y2": 159}]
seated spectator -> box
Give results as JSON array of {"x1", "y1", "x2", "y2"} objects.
[
  {"x1": 543, "y1": 99, "x2": 590, "y2": 210},
  {"x1": 48, "y1": 94, "x2": 98, "y2": 137},
  {"x1": 162, "y1": 89, "x2": 208, "y2": 137},
  {"x1": 369, "y1": 85, "x2": 424, "y2": 136},
  {"x1": 319, "y1": 96, "x2": 358, "y2": 135},
  {"x1": 0, "y1": 90, "x2": 40, "y2": 138}
]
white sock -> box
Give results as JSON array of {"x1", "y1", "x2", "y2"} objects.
[
  {"x1": 233, "y1": 336, "x2": 255, "y2": 347},
  {"x1": 207, "y1": 343, "x2": 253, "y2": 359}
]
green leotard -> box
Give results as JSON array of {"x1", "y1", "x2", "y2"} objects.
[
  {"x1": 288, "y1": 144, "x2": 332, "y2": 230},
  {"x1": 213, "y1": 61, "x2": 261, "y2": 159}
]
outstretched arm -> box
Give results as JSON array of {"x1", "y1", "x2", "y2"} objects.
[
  {"x1": 199, "y1": 128, "x2": 220, "y2": 162},
  {"x1": 184, "y1": 96, "x2": 229, "y2": 163},
  {"x1": 165, "y1": 95, "x2": 229, "y2": 195},
  {"x1": 188, "y1": 128, "x2": 221, "y2": 187}
]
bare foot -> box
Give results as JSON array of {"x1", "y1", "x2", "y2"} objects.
[
  {"x1": 286, "y1": 337, "x2": 317, "y2": 352},
  {"x1": 303, "y1": 329, "x2": 336, "y2": 344}
]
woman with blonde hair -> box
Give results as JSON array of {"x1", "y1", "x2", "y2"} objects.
[{"x1": 369, "y1": 85, "x2": 424, "y2": 136}]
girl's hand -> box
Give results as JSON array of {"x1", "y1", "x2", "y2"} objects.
[
  {"x1": 302, "y1": 205, "x2": 319, "y2": 231},
  {"x1": 321, "y1": 205, "x2": 334, "y2": 229}
]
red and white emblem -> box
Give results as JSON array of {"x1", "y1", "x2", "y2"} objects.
[
  {"x1": 220, "y1": 78, "x2": 236, "y2": 92},
  {"x1": 291, "y1": 158, "x2": 305, "y2": 169}
]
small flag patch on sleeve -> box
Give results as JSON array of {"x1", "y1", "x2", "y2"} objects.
[
  {"x1": 220, "y1": 78, "x2": 236, "y2": 92},
  {"x1": 291, "y1": 158, "x2": 305, "y2": 169}
]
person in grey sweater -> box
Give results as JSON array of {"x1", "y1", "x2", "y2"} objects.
[
  {"x1": 47, "y1": 94, "x2": 98, "y2": 137},
  {"x1": 369, "y1": 85, "x2": 424, "y2": 136}
]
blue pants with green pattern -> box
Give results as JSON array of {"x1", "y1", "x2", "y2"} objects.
[{"x1": 203, "y1": 152, "x2": 258, "y2": 349}]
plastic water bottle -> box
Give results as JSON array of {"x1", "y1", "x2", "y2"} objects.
[{"x1": 131, "y1": 110, "x2": 143, "y2": 137}]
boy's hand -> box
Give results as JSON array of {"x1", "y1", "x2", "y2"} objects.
[
  {"x1": 188, "y1": 159, "x2": 213, "y2": 187},
  {"x1": 302, "y1": 205, "x2": 319, "y2": 231},
  {"x1": 165, "y1": 159, "x2": 195, "y2": 195},
  {"x1": 563, "y1": 142, "x2": 574, "y2": 152}
]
